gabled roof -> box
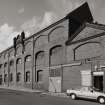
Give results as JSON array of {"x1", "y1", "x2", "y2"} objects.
[
  {"x1": 66, "y1": 2, "x2": 93, "y2": 23},
  {"x1": 66, "y1": 2, "x2": 93, "y2": 38},
  {"x1": 66, "y1": 22, "x2": 105, "y2": 45}
]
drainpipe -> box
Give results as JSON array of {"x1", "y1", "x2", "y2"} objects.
[
  {"x1": 61, "y1": 64, "x2": 63, "y2": 93},
  {"x1": 91, "y1": 62, "x2": 93, "y2": 88},
  {"x1": 32, "y1": 36, "x2": 34, "y2": 89},
  {"x1": 8, "y1": 53, "x2": 10, "y2": 87}
]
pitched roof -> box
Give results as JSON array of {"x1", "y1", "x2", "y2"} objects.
[
  {"x1": 66, "y1": 22, "x2": 105, "y2": 45},
  {"x1": 66, "y1": 2, "x2": 93, "y2": 23}
]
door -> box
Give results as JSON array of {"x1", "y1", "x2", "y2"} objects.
[
  {"x1": 49, "y1": 77, "x2": 61, "y2": 92},
  {"x1": 0, "y1": 75, "x2": 2, "y2": 85},
  {"x1": 93, "y1": 76, "x2": 103, "y2": 91}
]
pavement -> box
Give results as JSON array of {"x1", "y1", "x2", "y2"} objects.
[
  {"x1": 41, "y1": 92, "x2": 68, "y2": 98},
  {"x1": 0, "y1": 86, "x2": 69, "y2": 98},
  {"x1": 0, "y1": 86, "x2": 42, "y2": 93}
]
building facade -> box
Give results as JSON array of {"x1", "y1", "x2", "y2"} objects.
[{"x1": 0, "y1": 3, "x2": 105, "y2": 93}]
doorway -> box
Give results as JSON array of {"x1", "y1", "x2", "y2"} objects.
[{"x1": 93, "y1": 76, "x2": 103, "y2": 91}]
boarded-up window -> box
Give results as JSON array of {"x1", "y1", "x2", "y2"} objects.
[
  {"x1": 26, "y1": 71, "x2": 30, "y2": 82},
  {"x1": 0, "y1": 75, "x2": 2, "y2": 84},
  {"x1": 4, "y1": 74, "x2": 7, "y2": 83},
  {"x1": 50, "y1": 45, "x2": 63, "y2": 66},
  {"x1": 75, "y1": 43, "x2": 103, "y2": 60},
  {"x1": 37, "y1": 70, "x2": 43, "y2": 82},
  {"x1": 25, "y1": 41, "x2": 32, "y2": 52},
  {"x1": 36, "y1": 51, "x2": 45, "y2": 66},
  {"x1": 10, "y1": 73, "x2": 13, "y2": 82},
  {"x1": 17, "y1": 72, "x2": 21, "y2": 82},
  {"x1": 35, "y1": 35, "x2": 48, "y2": 47},
  {"x1": 10, "y1": 60, "x2": 14, "y2": 66},
  {"x1": 49, "y1": 26, "x2": 65, "y2": 41},
  {"x1": 0, "y1": 64, "x2": 2, "y2": 69},
  {"x1": 16, "y1": 45, "x2": 22, "y2": 55},
  {"x1": 4, "y1": 62, "x2": 7, "y2": 68}
]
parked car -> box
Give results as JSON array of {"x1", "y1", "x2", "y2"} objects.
[{"x1": 66, "y1": 86, "x2": 105, "y2": 104}]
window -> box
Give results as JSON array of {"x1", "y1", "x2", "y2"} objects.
[
  {"x1": 10, "y1": 60, "x2": 14, "y2": 66},
  {"x1": 36, "y1": 51, "x2": 44, "y2": 59},
  {"x1": 26, "y1": 71, "x2": 30, "y2": 82},
  {"x1": 25, "y1": 55, "x2": 31, "y2": 62},
  {"x1": 0, "y1": 64, "x2": 2, "y2": 69},
  {"x1": 10, "y1": 73, "x2": 13, "y2": 82},
  {"x1": 37, "y1": 70, "x2": 43, "y2": 82},
  {"x1": 50, "y1": 45, "x2": 63, "y2": 65},
  {"x1": 50, "y1": 45, "x2": 62, "y2": 56},
  {"x1": 9, "y1": 50, "x2": 14, "y2": 58},
  {"x1": 0, "y1": 75, "x2": 2, "y2": 85},
  {"x1": 4, "y1": 62, "x2": 7, "y2": 68},
  {"x1": 4, "y1": 53, "x2": 8, "y2": 59},
  {"x1": 17, "y1": 72, "x2": 21, "y2": 82},
  {"x1": 17, "y1": 58, "x2": 22, "y2": 64},
  {"x1": 16, "y1": 45, "x2": 22, "y2": 56},
  {"x1": 36, "y1": 51, "x2": 45, "y2": 66},
  {"x1": 4, "y1": 74, "x2": 7, "y2": 83}
]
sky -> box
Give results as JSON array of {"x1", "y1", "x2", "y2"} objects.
[{"x1": 0, "y1": 0, "x2": 105, "y2": 51}]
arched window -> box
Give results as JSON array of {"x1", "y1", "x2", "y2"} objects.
[
  {"x1": 4, "y1": 52, "x2": 8, "y2": 59},
  {"x1": 10, "y1": 73, "x2": 13, "y2": 82},
  {"x1": 74, "y1": 42, "x2": 103, "y2": 60},
  {"x1": 37, "y1": 70, "x2": 43, "y2": 82},
  {"x1": 35, "y1": 35, "x2": 48, "y2": 47},
  {"x1": 36, "y1": 51, "x2": 45, "y2": 66},
  {"x1": 24, "y1": 41, "x2": 32, "y2": 52},
  {"x1": 17, "y1": 58, "x2": 22, "y2": 64},
  {"x1": 9, "y1": 49, "x2": 14, "y2": 57},
  {"x1": 17, "y1": 72, "x2": 21, "y2": 82},
  {"x1": 4, "y1": 62, "x2": 7, "y2": 68},
  {"x1": 10, "y1": 60, "x2": 14, "y2": 66},
  {"x1": 0, "y1": 75, "x2": 2, "y2": 85},
  {"x1": 16, "y1": 45, "x2": 22, "y2": 56},
  {"x1": 0, "y1": 64, "x2": 2, "y2": 69},
  {"x1": 48, "y1": 26, "x2": 65, "y2": 41},
  {"x1": 26, "y1": 71, "x2": 30, "y2": 82},
  {"x1": 25, "y1": 55, "x2": 31, "y2": 62},
  {"x1": 36, "y1": 51, "x2": 44, "y2": 59},
  {"x1": 4, "y1": 74, "x2": 7, "y2": 83},
  {"x1": 50, "y1": 45, "x2": 63, "y2": 65},
  {"x1": 50, "y1": 45, "x2": 62, "y2": 55}
]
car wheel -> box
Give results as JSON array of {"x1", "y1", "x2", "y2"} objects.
[
  {"x1": 98, "y1": 97, "x2": 105, "y2": 104},
  {"x1": 71, "y1": 94, "x2": 76, "y2": 100}
]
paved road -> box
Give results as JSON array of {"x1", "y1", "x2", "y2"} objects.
[{"x1": 0, "y1": 89, "x2": 100, "y2": 105}]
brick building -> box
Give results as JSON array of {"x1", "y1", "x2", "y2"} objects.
[{"x1": 0, "y1": 2, "x2": 105, "y2": 93}]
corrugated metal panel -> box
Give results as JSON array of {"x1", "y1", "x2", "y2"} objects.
[{"x1": 81, "y1": 70, "x2": 92, "y2": 86}]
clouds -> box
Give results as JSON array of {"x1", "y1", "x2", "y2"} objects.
[
  {"x1": 0, "y1": 12, "x2": 58, "y2": 51},
  {"x1": 0, "y1": 0, "x2": 105, "y2": 52},
  {"x1": 21, "y1": 11, "x2": 58, "y2": 35},
  {"x1": 18, "y1": 8, "x2": 24, "y2": 14},
  {"x1": 0, "y1": 23, "x2": 19, "y2": 51},
  {"x1": 48, "y1": 0, "x2": 81, "y2": 17}
]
